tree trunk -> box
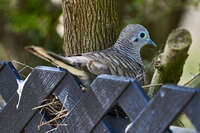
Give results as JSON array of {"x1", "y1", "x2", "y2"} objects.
[{"x1": 62, "y1": 0, "x2": 120, "y2": 56}]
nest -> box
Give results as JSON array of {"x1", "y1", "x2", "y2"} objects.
[
  {"x1": 32, "y1": 93, "x2": 68, "y2": 133},
  {"x1": 12, "y1": 60, "x2": 69, "y2": 132}
]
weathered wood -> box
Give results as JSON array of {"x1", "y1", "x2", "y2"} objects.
[
  {"x1": 102, "y1": 115, "x2": 130, "y2": 133},
  {"x1": 39, "y1": 70, "x2": 111, "y2": 133},
  {"x1": 149, "y1": 29, "x2": 192, "y2": 96},
  {"x1": 126, "y1": 85, "x2": 195, "y2": 133},
  {"x1": 0, "y1": 61, "x2": 200, "y2": 133},
  {"x1": 0, "y1": 62, "x2": 20, "y2": 102},
  {"x1": 0, "y1": 62, "x2": 52, "y2": 133},
  {"x1": 0, "y1": 61, "x2": 21, "y2": 79},
  {"x1": 54, "y1": 73, "x2": 113, "y2": 133},
  {"x1": 54, "y1": 72, "x2": 112, "y2": 133},
  {"x1": 54, "y1": 71, "x2": 83, "y2": 111},
  {"x1": 24, "y1": 110, "x2": 53, "y2": 133},
  {"x1": 56, "y1": 74, "x2": 130, "y2": 133},
  {"x1": 92, "y1": 121, "x2": 112, "y2": 133},
  {"x1": 118, "y1": 80, "x2": 148, "y2": 121},
  {"x1": 0, "y1": 66, "x2": 66, "y2": 133},
  {"x1": 184, "y1": 90, "x2": 200, "y2": 132},
  {"x1": 25, "y1": 71, "x2": 83, "y2": 133},
  {"x1": 118, "y1": 80, "x2": 172, "y2": 133},
  {"x1": 92, "y1": 75, "x2": 133, "y2": 133}
]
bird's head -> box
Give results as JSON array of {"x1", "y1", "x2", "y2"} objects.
[{"x1": 117, "y1": 24, "x2": 156, "y2": 49}]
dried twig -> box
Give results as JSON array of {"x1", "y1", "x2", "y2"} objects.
[
  {"x1": 182, "y1": 72, "x2": 200, "y2": 86},
  {"x1": 38, "y1": 109, "x2": 45, "y2": 130},
  {"x1": 57, "y1": 95, "x2": 68, "y2": 117},
  {"x1": 45, "y1": 128, "x2": 57, "y2": 133},
  {"x1": 142, "y1": 83, "x2": 163, "y2": 88},
  {"x1": 32, "y1": 101, "x2": 59, "y2": 110},
  {"x1": 12, "y1": 60, "x2": 33, "y2": 70},
  {"x1": 39, "y1": 113, "x2": 68, "y2": 127},
  {"x1": 54, "y1": 109, "x2": 67, "y2": 115},
  {"x1": 11, "y1": 60, "x2": 33, "y2": 78},
  {"x1": 36, "y1": 94, "x2": 68, "y2": 132}
]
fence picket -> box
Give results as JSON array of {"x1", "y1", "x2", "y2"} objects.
[
  {"x1": 0, "y1": 61, "x2": 199, "y2": 133},
  {"x1": 0, "y1": 66, "x2": 66, "y2": 133},
  {"x1": 126, "y1": 85, "x2": 195, "y2": 133},
  {"x1": 0, "y1": 62, "x2": 19, "y2": 102},
  {"x1": 56, "y1": 75, "x2": 130, "y2": 133},
  {"x1": 184, "y1": 90, "x2": 200, "y2": 132}
]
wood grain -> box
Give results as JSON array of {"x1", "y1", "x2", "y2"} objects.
[
  {"x1": 184, "y1": 90, "x2": 200, "y2": 132},
  {"x1": 0, "y1": 62, "x2": 20, "y2": 102},
  {"x1": 126, "y1": 85, "x2": 195, "y2": 133},
  {"x1": 0, "y1": 66, "x2": 66, "y2": 133},
  {"x1": 56, "y1": 74, "x2": 130, "y2": 133}
]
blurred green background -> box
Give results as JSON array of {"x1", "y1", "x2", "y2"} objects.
[{"x1": 0, "y1": 0, "x2": 200, "y2": 128}]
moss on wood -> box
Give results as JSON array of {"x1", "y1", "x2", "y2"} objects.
[{"x1": 149, "y1": 29, "x2": 192, "y2": 97}]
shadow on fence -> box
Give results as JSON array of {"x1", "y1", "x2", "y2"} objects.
[{"x1": 0, "y1": 61, "x2": 199, "y2": 133}]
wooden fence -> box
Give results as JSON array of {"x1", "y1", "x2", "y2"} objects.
[{"x1": 0, "y1": 61, "x2": 199, "y2": 133}]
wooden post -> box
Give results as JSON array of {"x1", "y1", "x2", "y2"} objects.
[{"x1": 149, "y1": 29, "x2": 192, "y2": 96}]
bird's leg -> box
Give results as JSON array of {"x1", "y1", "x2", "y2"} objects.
[{"x1": 80, "y1": 84, "x2": 87, "y2": 92}]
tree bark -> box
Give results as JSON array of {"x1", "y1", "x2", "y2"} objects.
[
  {"x1": 62, "y1": 0, "x2": 120, "y2": 56},
  {"x1": 149, "y1": 29, "x2": 192, "y2": 96}
]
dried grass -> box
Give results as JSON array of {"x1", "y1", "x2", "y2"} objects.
[{"x1": 34, "y1": 94, "x2": 68, "y2": 132}]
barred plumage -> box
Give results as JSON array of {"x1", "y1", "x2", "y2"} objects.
[
  {"x1": 81, "y1": 47, "x2": 145, "y2": 84},
  {"x1": 26, "y1": 24, "x2": 156, "y2": 87}
]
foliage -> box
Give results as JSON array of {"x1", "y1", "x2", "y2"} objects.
[
  {"x1": 1, "y1": 0, "x2": 199, "y2": 53},
  {"x1": 125, "y1": 0, "x2": 200, "y2": 24},
  {"x1": 0, "y1": 0, "x2": 63, "y2": 52}
]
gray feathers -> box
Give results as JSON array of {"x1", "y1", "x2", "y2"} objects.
[{"x1": 25, "y1": 24, "x2": 154, "y2": 86}]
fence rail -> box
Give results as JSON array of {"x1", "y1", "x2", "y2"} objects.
[{"x1": 0, "y1": 61, "x2": 199, "y2": 133}]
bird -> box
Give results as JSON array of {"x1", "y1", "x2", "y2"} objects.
[{"x1": 25, "y1": 24, "x2": 156, "y2": 88}]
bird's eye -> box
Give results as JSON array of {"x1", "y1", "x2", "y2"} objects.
[
  {"x1": 134, "y1": 38, "x2": 139, "y2": 42},
  {"x1": 139, "y1": 32, "x2": 145, "y2": 38}
]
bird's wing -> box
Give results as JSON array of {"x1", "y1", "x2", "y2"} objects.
[
  {"x1": 25, "y1": 46, "x2": 145, "y2": 85},
  {"x1": 25, "y1": 46, "x2": 88, "y2": 77},
  {"x1": 25, "y1": 46, "x2": 110, "y2": 76},
  {"x1": 49, "y1": 51, "x2": 111, "y2": 75},
  {"x1": 86, "y1": 60, "x2": 110, "y2": 75}
]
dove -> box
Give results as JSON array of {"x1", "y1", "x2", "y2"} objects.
[{"x1": 25, "y1": 24, "x2": 156, "y2": 87}]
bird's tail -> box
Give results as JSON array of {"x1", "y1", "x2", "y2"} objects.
[{"x1": 25, "y1": 46, "x2": 88, "y2": 77}]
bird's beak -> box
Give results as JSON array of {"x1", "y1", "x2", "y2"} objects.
[{"x1": 147, "y1": 38, "x2": 157, "y2": 47}]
